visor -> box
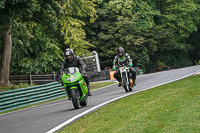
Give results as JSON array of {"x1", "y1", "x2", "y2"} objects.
[
  {"x1": 119, "y1": 52, "x2": 123, "y2": 56},
  {"x1": 66, "y1": 55, "x2": 73, "y2": 61}
]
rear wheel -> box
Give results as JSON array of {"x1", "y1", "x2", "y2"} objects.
[
  {"x1": 129, "y1": 87, "x2": 132, "y2": 91},
  {"x1": 122, "y1": 77, "x2": 129, "y2": 92},
  {"x1": 71, "y1": 89, "x2": 80, "y2": 109}
]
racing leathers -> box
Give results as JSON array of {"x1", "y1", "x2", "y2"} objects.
[
  {"x1": 113, "y1": 53, "x2": 136, "y2": 86},
  {"x1": 59, "y1": 55, "x2": 92, "y2": 96}
]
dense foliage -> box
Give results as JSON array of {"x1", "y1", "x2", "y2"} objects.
[
  {"x1": 0, "y1": 0, "x2": 97, "y2": 75},
  {"x1": 86, "y1": 0, "x2": 200, "y2": 72},
  {"x1": 0, "y1": 0, "x2": 200, "y2": 76}
]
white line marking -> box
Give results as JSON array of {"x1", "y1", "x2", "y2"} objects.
[
  {"x1": 46, "y1": 69, "x2": 200, "y2": 133},
  {"x1": 194, "y1": 71, "x2": 200, "y2": 75}
]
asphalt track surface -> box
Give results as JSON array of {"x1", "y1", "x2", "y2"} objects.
[{"x1": 0, "y1": 65, "x2": 199, "y2": 133}]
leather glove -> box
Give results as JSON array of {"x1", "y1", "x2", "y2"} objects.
[
  {"x1": 129, "y1": 63, "x2": 133, "y2": 67},
  {"x1": 113, "y1": 66, "x2": 116, "y2": 71},
  {"x1": 82, "y1": 70, "x2": 86, "y2": 73}
]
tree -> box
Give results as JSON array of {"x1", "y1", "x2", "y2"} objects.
[
  {"x1": 0, "y1": 0, "x2": 98, "y2": 86},
  {"x1": 86, "y1": 0, "x2": 155, "y2": 70},
  {"x1": 60, "y1": 0, "x2": 97, "y2": 55},
  {"x1": 0, "y1": 0, "x2": 41, "y2": 86},
  {"x1": 10, "y1": 21, "x2": 64, "y2": 74},
  {"x1": 187, "y1": 27, "x2": 200, "y2": 64},
  {"x1": 9, "y1": 0, "x2": 66, "y2": 75},
  {"x1": 150, "y1": 0, "x2": 200, "y2": 68},
  {"x1": 85, "y1": 0, "x2": 200, "y2": 72}
]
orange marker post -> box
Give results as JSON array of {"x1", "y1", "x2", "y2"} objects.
[{"x1": 110, "y1": 71, "x2": 116, "y2": 80}]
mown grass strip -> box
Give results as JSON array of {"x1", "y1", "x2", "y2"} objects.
[
  {"x1": 0, "y1": 82, "x2": 115, "y2": 114},
  {"x1": 0, "y1": 83, "x2": 36, "y2": 92},
  {"x1": 90, "y1": 82, "x2": 116, "y2": 91},
  {"x1": 58, "y1": 75, "x2": 200, "y2": 133}
]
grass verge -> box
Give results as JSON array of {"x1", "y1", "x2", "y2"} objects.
[
  {"x1": 0, "y1": 81, "x2": 116, "y2": 115},
  {"x1": 58, "y1": 75, "x2": 200, "y2": 133},
  {"x1": 0, "y1": 83, "x2": 36, "y2": 92},
  {"x1": 90, "y1": 81, "x2": 117, "y2": 91}
]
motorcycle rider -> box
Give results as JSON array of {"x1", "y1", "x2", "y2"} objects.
[
  {"x1": 59, "y1": 48, "x2": 92, "y2": 96},
  {"x1": 112, "y1": 47, "x2": 136, "y2": 87}
]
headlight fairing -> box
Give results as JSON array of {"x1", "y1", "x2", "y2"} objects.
[{"x1": 65, "y1": 76, "x2": 76, "y2": 82}]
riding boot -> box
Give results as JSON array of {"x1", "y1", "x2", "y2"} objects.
[
  {"x1": 88, "y1": 85, "x2": 92, "y2": 96},
  {"x1": 133, "y1": 79, "x2": 136, "y2": 86}
]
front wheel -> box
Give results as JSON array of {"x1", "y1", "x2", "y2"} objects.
[
  {"x1": 122, "y1": 77, "x2": 129, "y2": 92},
  {"x1": 71, "y1": 89, "x2": 80, "y2": 109}
]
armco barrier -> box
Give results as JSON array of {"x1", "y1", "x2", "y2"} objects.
[
  {"x1": 1, "y1": 71, "x2": 111, "y2": 113},
  {"x1": 0, "y1": 82, "x2": 65, "y2": 113},
  {"x1": 139, "y1": 70, "x2": 144, "y2": 74},
  {"x1": 1, "y1": 69, "x2": 142, "y2": 113}
]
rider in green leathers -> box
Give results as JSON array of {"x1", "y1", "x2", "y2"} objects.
[{"x1": 113, "y1": 47, "x2": 136, "y2": 87}]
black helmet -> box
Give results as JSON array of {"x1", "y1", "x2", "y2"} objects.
[
  {"x1": 64, "y1": 48, "x2": 74, "y2": 62},
  {"x1": 118, "y1": 47, "x2": 125, "y2": 57}
]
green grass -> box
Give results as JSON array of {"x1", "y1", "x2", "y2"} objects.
[
  {"x1": 0, "y1": 81, "x2": 116, "y2": 114},
  {"x1": 90, "y1": 82, "x2": 116, "y2": 90},
  {"x1": 0, "y1": 83, "x2": 36, "y2": 92},
  {"x1": 58, "y1": 75, "x2": 200, "y2": 133}
]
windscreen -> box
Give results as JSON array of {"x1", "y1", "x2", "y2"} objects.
[{"x1": 63, "y1": 67, "x2": 77, "y2": 75}]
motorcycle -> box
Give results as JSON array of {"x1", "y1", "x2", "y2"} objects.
[
  {"x1": 60, "y1": 67, "x2": 88, "y2": 109},
  {"x1": 119, "y1": 65, "x2": 134, "y2": 92}
]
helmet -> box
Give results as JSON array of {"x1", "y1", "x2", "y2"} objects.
[
  {"x1": 64, "y1": 48, "x2": 74, "y2": 62},
  {"x1": 118, "y1": 47, "x2": 125, "y2": 57}
]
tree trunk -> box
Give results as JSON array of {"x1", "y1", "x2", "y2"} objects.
[{"x1": 0, "y1": 28, "x2": 12, "y2": 86}]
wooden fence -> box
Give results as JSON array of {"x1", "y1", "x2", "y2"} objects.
[
  {"x1": 9, "y1": 74, "x2": 58, "y2": 85},
  {"x1": 9, "y1": 71, "x2": 111, "y2": 85},
  {"x1": 9, "y1": 68, "x2": 142, "y2": 85}
]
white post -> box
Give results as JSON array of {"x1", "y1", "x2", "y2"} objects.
[{"x1": 93, "y1": 51, "x2": 101, "y2": 72}]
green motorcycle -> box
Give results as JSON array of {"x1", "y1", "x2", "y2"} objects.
[{"x1": 61, "y1": 67, "x2": 88, "y2": 109}]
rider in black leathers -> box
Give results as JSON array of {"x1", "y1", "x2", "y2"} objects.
[
  {"x1": 59, "y1": 48, "x2": 92, "y2": 96},
  {"x1": 113, "y1": 47, "x2": 136, "y2": 87}
]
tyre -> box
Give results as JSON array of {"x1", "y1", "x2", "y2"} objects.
[
  {"x1": 71, "y1": 89, "x2": 80, "y2": 109},
  {"x1": 122, "y1": 77, "x2": 129, "y2": 92}
]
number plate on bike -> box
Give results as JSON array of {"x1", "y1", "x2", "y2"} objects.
[{"x1": 120, "y1": 67, "x2": 125, "y2": 72}]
